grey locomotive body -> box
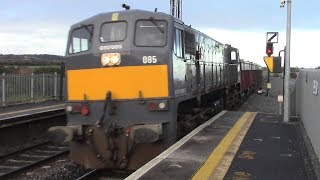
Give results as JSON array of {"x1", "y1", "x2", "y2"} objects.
[{"x1": 49, "y1": 9, "x2": 261, "y2": 170}]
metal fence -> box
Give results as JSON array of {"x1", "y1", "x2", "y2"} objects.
[{"x1": 1, "y1": 73, "x2": 63, "y2": 106}]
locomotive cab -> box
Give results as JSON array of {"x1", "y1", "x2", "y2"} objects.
[{"x1": 65, "y1": 10, "x2": 174, "y2": 124}]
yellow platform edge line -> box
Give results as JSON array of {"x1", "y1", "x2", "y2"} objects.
[
  {"x1": 0, "y1": 104, "x2": 65, "y2": 116},
  {"x1": 210, "y1": 112, "x2": 257, "y2": 180},
  {"x1": 192, "y1": 112, "x2": 253, "y2": 180}
]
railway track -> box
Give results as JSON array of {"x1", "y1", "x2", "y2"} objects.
[
  {"x1": 0, "y1": 141, "x2": 69, "y2": 179},
  {"x1": 76, "y1": 169, "x2": 98, "y2": 180}
]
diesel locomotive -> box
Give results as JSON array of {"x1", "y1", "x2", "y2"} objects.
[{"x1": 49, "y1": 9, "x2": 262, "y2": 170}]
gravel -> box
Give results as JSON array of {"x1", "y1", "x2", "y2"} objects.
[
  {"x1": 238, "y1": 93, "x2": 280, "y2": 114},
  {"x1": 237, "y1": 76, "x2": 287, "y2": 114},
  {"x1": 13, "y1": 157, "x2": 87, "y2": 180}
]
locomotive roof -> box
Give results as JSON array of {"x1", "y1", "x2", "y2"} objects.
[
  {"x1": 70, "y1": 9, "x2": 181, "y2": 29},
  {"x1": 69, "y1": 9, "x2": 225, "y2": 46},
  {"x1": 68, "y1": 9, "x2": 247, "y2": 60},
  {"x1": 66, "y1": 9, "x2": 259, "y2": 65}
]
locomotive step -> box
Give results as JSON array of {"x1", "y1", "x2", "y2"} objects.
[{"x1": 126, "y1": 111, "x2": 317, "y2": 180}]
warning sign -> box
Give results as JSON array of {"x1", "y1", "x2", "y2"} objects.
[{"x1": 264, "y1": 56, "x2": 282, "y2": 73}]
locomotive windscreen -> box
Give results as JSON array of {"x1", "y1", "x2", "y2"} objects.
[
  {"x1": 100, "y1": 21, "x2": 127, "y2": 42},
  {"x1": 134, "y1": 20, "x2": 167, "y2": 47}
]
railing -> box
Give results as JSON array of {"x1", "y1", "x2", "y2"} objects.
[{"x1": 0, "y1": 73, "x2": 64, "y2": 106}]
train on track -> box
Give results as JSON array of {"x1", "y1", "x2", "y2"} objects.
[{"x1": 49, "y1": 8, "x2": 262, "y2": 170}]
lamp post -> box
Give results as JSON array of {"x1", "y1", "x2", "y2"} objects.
[{"x1": 281, "y1": 0, "x2": 292, "y2": 122}]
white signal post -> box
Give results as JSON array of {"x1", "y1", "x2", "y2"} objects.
[{"x1": 281, "y1": 0, "x2": 292, "y2": 122}]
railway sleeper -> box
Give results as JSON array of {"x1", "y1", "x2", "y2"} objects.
[
  {"x1": 0, "y1": 165, "x2": 21, "y2": 169},
  {"x1": 6, "y1": 159, "x2": 34, "y2": 163},
  {"x1": 33, "y1": 150, "x2": 61, "y2": 154},
  {"x1": 20, "y1": 154, "x2": 49, "y2": 158}
]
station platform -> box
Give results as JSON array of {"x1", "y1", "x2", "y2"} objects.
[
  {"x1": 0, "y1": 101, "x2": 65, "y2": 127},
  {"x1": 126, "y1": 111, "x2": 318, "y2": 180}
]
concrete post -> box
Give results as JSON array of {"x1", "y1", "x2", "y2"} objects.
[
  {"x1": 42, "y1": 73, "x2": 45, "y2": 97},
  {"x1": 1, "y1": 73, "x2": 5, "y2": 106},
  {"x1": 284, "y1": 0, "x2": 292, "y2": 122},
  {"x1": 54, "y1": 72, "x2": 58, "y2": 99},
  {"x1": 31, "y1": 73, "x2": 34, "y2": 101}
]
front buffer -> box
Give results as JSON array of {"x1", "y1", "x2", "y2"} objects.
[{"x1": 69, "y1": 122, "x2": 164, "y2": 170}]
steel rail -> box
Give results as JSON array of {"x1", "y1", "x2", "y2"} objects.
[
  {"x1": 75, "y1": 169, "x2": 98, "y2": 180},
  {"x1": 0, "y1": 142, "x2": 69, "y2": 179},
  {"x1": 0, "y1": 141, "x2": 50, "y2": 159}
]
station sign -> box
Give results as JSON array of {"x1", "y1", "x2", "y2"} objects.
[{"x1": 313, "y1": 80, "x2": 318, "y2": 96}]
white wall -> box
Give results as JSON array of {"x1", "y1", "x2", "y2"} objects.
[{"x1": 296, "y1": 69, "x2": 320, "y2": 159}]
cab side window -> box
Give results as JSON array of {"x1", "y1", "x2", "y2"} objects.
[
  {"x1": 68, "y1": 25, "x2": 93, "y2": 54},
  {"x1": 231, "y1": 51, "x2": 237, "y2": 61},
  {"x1": 174, "y1": 28, "x2": 184, "y2": 58}
]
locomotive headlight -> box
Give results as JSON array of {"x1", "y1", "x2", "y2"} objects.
[
  {"x1": 101, "y1": 56, "x2": 111, "y2": 66},
  {"x1": 158, "y1": 102, "x2": 166, "y2": 109},
  {"x1": 66, "y1": 105, "x2": 73, "y2": 112},
  {"x1": 101, "y1": 53, "x2": 121, "y2": 66},
  {"x1": 110, "y1": 55, "x2": 120, "y2": 65}
]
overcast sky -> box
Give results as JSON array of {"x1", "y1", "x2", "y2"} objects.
[{"x1": 0, "y1": 0, "x2": 319, "y2": 67}]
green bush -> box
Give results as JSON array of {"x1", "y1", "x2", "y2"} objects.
[
  {"x1": 290, "y1": 73, "x2": 297, "y2": 79},
  {"x1": 33, "y1": 66, "x2": 61, "y2": 74},
  {"x1": 0, "y1": 66, "x2": 17, "y2": 74}
]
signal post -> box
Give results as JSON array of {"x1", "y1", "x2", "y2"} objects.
[
  {"x1": 264, "y1": 32, "x2": 282, "y2": 113},
  {"x1": 264, "y1": 32, "x2": 281, "y2": 96}
]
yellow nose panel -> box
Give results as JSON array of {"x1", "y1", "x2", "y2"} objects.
[{"x1": 67, "y1": 65, "x2": 169, "y2": 100}]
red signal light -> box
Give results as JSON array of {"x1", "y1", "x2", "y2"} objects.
[{"x1": 266, "y1": 42, "x2": 273, "y2": 57}]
